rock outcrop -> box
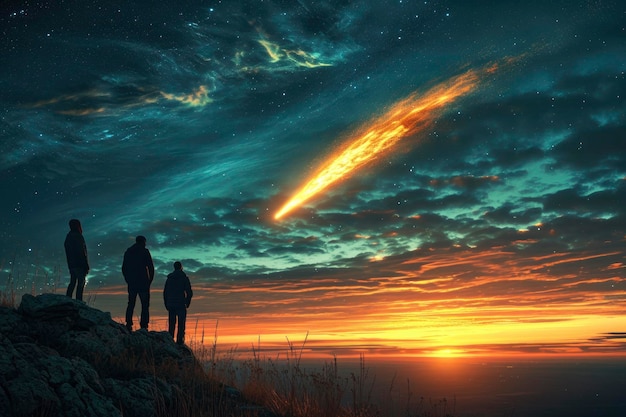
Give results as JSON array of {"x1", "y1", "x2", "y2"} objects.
[{"x1": 0, "y1": 293, "x2": 275, "y2": 417}]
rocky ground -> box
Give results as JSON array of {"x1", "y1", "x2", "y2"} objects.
[{"x1": 0, "y1": 293, "x2": 276, "y2": 417}]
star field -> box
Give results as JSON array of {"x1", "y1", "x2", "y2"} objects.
[{"x1": 1, "y1": 0, "x2": 625, "y2": 355}]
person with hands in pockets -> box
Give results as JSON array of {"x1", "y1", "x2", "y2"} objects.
[{"x1": 163, "y1": 261, "x2": 193, "y2": 345}]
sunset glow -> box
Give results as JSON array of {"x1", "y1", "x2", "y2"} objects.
[
  {"x1": 3, "y1": 0, "x2": 625, "y2": 365},
  {"x1": 107, "y1": 242, "x2": 626, "y2": 359}
]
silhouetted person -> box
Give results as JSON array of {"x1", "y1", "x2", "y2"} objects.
[
  {"x1": 64, "y1": 219, "x2": 89, "y2": 301},
  {"x1": 163, "y1": 261, "x2": 193, "y2": 345},
  {"x1": 122, "y1": 235, "x2": 154, "y2": 331}
]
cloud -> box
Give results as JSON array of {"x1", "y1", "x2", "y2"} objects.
[
  {"x1": 160, "y1": 85, "x2": 213, "y2": 107},
  {"x1": 543, "y1": 185, "x2": 626, "y2": 216},
  {"x1": 257, "y1": 39, "x2": 332, "y2": 69},
  {"x1": 2, "y1": 0, "x2": 625, "y2": 357},
  {"x1": 25, "y1": 84, "x2": 213, "y2": 115}
]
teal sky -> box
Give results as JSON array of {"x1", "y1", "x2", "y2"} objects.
[{"x1": 1, "y1": 0, "x2": 625, "y2": 356}]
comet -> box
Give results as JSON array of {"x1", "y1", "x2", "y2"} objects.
[{"x1": 274, "y1": 68, "x2": 484, "y2": 220}]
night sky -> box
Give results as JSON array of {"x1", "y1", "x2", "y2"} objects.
[{"x1": 1, "y1": 0, "x2": 625, "y2": 357}]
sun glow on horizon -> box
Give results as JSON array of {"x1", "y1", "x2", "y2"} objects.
[
  {"x1": 427, "y1": 348, "x2": 467, "y2": 358},
  {"x1": 101, "y1": 239, "x2": 626, "y2": 360}
]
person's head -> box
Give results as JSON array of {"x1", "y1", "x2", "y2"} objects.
[
  {"x1": 69, "y1": 219, "x2": 82, "y2": 234},
  {"x1": 135, "y1": 235, "x2": 147, "y2": 247},
  {"x1": 174, "y1": 261, "x2": 183, "y2": 271}
]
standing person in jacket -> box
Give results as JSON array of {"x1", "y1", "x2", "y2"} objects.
[
  {"x1": 122, "y1": 235, "x2": 154, "y2": 331},
  {"x1": 64, "y1": 219, "x2": 90, "y2": 301},
  {"x1": 163, "y1": 261, "x2": 193, "y2": 345}
]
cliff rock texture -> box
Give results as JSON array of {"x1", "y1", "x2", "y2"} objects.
[{"x1": 0, "y1": 293, "x2": 274, "y2": 417}]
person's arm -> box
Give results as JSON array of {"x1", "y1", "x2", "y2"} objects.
[
  {"x1": 146, "y1": 250, "x2": 155, "y2": 283},
  {"x1": 185, "y1": 277, "x2": 193, "y2": 308},
  {"x1": 122, "y1": 251, "x2": 129, "y2": 283},
  {"x1": 81, "y1": 235, "x2": 89, "y2": 272},
  {"x1": 163, "y1": 279, "x2": 169, "y2": 310},
  {"x1": 64, "y1": 237, "x2": 72, "y2": 269}
]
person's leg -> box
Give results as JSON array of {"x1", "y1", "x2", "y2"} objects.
[
  {"x1": 75, "y1": 269, "x2": 87, "y2": 301},
  {"x1": 177, "y1": 307, "x2": 187, "y2": 345},
  {"x1": 168, "y1": 309, "x2": 176, "y2": 338},
  {"x1": 138, "y1": 291, "x2": 150, "y2": 329},
  {"x1": 125, "y1": 287, "x2": 138, "y2": 331},
  {"x1": 66, "y1": 269, "x2": 77, "y2": 298}
]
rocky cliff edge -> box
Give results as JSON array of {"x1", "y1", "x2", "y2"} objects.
[{"x1": 0, "y1": 293, "x2": 275, "y2": 417}]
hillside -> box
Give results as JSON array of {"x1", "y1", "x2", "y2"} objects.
[{"x1": 0, "y1": 293, "x2": 276, "y2": 417}]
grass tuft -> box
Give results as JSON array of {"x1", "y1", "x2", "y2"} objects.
[{"x1": 2, "y1": 270, "x2": 456, "y2": 417}]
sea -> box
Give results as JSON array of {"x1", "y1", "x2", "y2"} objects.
[{"x1": 296, "y1": 356, "x2": 626, "y2": 417}]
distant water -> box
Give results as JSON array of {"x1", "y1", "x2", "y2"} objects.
[{"x1": 299, "y1": 356, "x2": 626, "y2": 417}]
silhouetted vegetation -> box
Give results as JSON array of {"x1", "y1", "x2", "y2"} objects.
[{"x1": 1, "y1": 273, "x2": 455, "y2": 417}]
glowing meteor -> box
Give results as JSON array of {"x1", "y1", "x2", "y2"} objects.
[{"x1": 274, "y1": 69, "x2": 482, "y2": 220}]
